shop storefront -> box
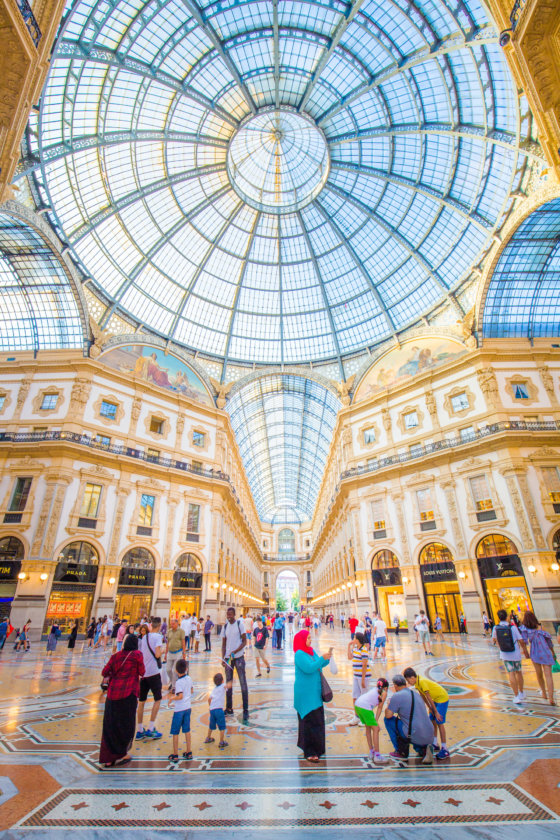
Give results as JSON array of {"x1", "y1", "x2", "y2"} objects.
[
  {"x1": 115, "y1": 547, "x2": 155, "y2": 624},
  {"x1": 371, "y1": 550, "x2": 406, "y2": 628},
  {"x1": 0, "y1": 537, "x2": 24, "y2": 618},
  {"x1": 419, "y1": 543, "x2": 464, "y2": 633},
  {"x1": 476, "y1": 534, "x2": 533, "y2": 623},
  {"x1": 170, "y1": 553, "x2": 203, "y2": 619},
  {"x1": 44, "y1": 541, "x2": 99, "y2": 635}
]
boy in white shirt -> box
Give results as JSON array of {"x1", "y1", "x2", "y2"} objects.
[
  {"x1": 168, "y1": 659, "x2": 193, "y2": 763},
  {"x1": 204, "y1": 673, "x2": 228, "y2": 749}
]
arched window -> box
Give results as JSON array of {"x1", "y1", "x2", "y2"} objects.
[
  {"x1": 476, "y1": 535, "x2": 518, "y2": 558},
  {"x1": 0, "y1": 536, "x2": 24, "y2": 562},
  {"x1": 372, "y1": 549, "x2": 399, "y2": 569},
  {"x1": 122, "y1": 547, "x2": 155, "y2": 569},
  {"x1": 58, "y1": 541, "x2": 98, "y2": 565},
  {"x1": 553, "y1": 529, "x2": 560, "y2": 552},
  {"x1": 419, "y1": 543, "x2": 454, "y2": 564},
  {"x1": 278, "y1": 528, "x2": 295, "y2": 553},
  {"x1": 175, "y1": 553, "x2": 202, "y2": 572}
]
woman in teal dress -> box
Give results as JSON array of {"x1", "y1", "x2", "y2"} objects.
[{"x1": 293, "y1": 629, "x2": 333, "y2": 762}]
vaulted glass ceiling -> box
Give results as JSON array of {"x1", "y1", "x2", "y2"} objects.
[
  {"x1": 482, "y1": 198, "x2": 560, "y2": 340},
  {"x1": 227, "y1": 375, "x2": 339, "y2": 524},
  {"x1": 24, "y1": 0, "x2": 536, "y2": 368}
]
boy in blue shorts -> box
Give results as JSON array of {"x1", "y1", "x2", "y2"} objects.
[
  {"x1": 403, "y1": 666, "x2": 450, "y2": 760},
  {"x1": 168, "y1": 659, "x2": 193, "y2": 762},
  {"x1": 204, "y1": 673, "x2": 228, "y2": 749}
]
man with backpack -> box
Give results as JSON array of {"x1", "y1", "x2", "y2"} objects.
[
  {"x1": 491, "y1": 609, "x2": 529, "y2": 703},
  {"x1": 221, "y1": 607, "x2": 249, "y2": 723}
]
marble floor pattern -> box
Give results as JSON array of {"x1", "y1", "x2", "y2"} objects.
[{"x1": 0, "y1": 627, "x2": 559, "y2": 838}]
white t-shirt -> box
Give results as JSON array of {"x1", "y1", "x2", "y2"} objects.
[
  {"x1": 140, "y1": 632, "x2": 163, "y2": 677},
  {"x1": 106, "y1": 618, "x2": 114, "y2": 634},
  {"x1": 492, "y1": 621, "x2": 523, "y2": 662},
  {"x1": 209, "y1": 682, "x2": 226, "y2": 711},
  {"x1": 374, "y1": 619, "x2": 387, "y2": 639},
  {"x1": 181, "y1": 618, "x2": 192, "y2": 635},
  {"x1": 417, "y1": 615, "x2": 429, "y2": 632},
  {"x1": 355, "y1": 686, "x2": 381, "y2": 711},
  {"x1": 244, "y1": 617, "x2": 253, "y2": 633},
  {"x1": 221, "y1": 619, "x2": 246, "y2": 658},
  {"x1": 174, "y1": 674, "x2": 193, "y2": 711}
]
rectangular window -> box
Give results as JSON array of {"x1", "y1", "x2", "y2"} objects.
[
  {"x1": 469, "y1": 475, "x2": 493, "y2": 510},
  {"x1": 306, "y1": 571, "x2": 311, "y2": 586},
  {"x1": 193, "y1": 430, "x2": 205, "y2": 447},
  {"x1": 416, "y1": 488, "x2": 434, "y2": 522},
  {"x1": 100, "y1": 400, "x2": 117, "y2": 419},
  {"x1": 147, "y1": 448, "x2": 160, "y2": 461},
  {"x1": 513, "y1": 382, "x2": 529, "y2": 399},
  {"x1": 139, "y1": 494, "x2": 155, "y2": 526},
  {"x1": 404, "y1": 410, "x2": 418, "y2": 429},
  {"x1": 80, "y1": 483, "x2": 101, "y2": 518},
  {"x1": 451, "y1": 392, "x2": 469, "y2": 412},
  {"x1": 187, "y1": 503, "x2": 201, "y2": 541},
  {"x1": 9, "y1": 477, "x2": 32, "y2": 511},
  {"x1": 542, "y1": 467, "x2": 560, "y2": 508},
  {"x1": 0, "y1": 395, "x2": 5, "y2": 410},
  {"x1": 363, "y1": 427, "x2": 376, "y2": 444},
  {"x1": 94, "y1": 434, "x2": 111, "y2": 446},
  {"x1": 263, "y1": 539, "x2": 268, "y2": 548},
  {"x1": 41, "y1": 393, "x2": 58, "y2": 410},
  {"x1": 149, "y1": 416, "x2": 164, "y2": 434},
  {"x1": 371, "y1": 499, "x2": 385, "y2": 532},
  {"x1": 460, "y1": 425, "x2": 475, "y2": 441}
]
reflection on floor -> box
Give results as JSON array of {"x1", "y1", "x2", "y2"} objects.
[{"x1": 0, "y1": 627, "x2": 559, "y2": 837}]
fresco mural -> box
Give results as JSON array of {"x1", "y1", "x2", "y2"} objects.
[
  {"x1": 100, "y1": 345, "x2": 213, "y2": 405},
  {"x1": 354, "y1": 337, "x2": 467, "y2": 401}
]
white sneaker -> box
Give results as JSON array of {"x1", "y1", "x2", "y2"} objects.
[
  {"x1": 349, "y1": 716, "x2": 360, "y2": 726},
  {"x1": 513, "y1": 694, "x2": 523, "y2": 704},
  {"x1": 518, "y1": 691, "x2": 526, "y2": 700},
  {"x1": 372, "y1": 752, "x2": 390, "y2": 765}
]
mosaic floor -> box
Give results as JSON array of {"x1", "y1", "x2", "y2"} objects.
[{"x1": 0, "y1": 627, "x2": 559, "y2": 838}]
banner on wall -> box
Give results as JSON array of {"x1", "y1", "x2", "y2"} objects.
[{"x1": 46, "y1": 598, "x2": 87, "y2": 617}]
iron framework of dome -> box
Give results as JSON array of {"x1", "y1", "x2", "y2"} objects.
[{"x1": 22, "y1": 0, "x2": 539, "y2": 369}]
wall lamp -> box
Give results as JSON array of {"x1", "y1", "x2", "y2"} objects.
[
  {"x1": 221, "y1": 583, "x2": 227, "y2": 589},
  {"x1": 402, "y1": 576, "x2": 409, "y2": 584},
  {"x1": 108, "y1": 577, "x2": 116, "y2": 585},
  {"x1": 458, "y1": 571, "x2": 467, "y2": 580},
  {"x1": 18, "y1": 572, "x2": 27, "y2": 581},
  {"x1": 40, "y1": 572, "x2": 48, "y2": 582},
  {"x1": 551, "y1": 563, "x2": 559, "y2": 572},
  {"x1": 212, "y1": 582, "x2": 219, "y2": 589},
  {"x1": 164, "y1": 579, "x2": 172, "y2": 587},
  {"x1": 527, "y1": 565, "x2": 537, "y2": 575}
]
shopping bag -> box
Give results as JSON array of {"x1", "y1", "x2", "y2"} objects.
[{"x1": 329, "y1": 656, "x2": 338, "y2": 675}]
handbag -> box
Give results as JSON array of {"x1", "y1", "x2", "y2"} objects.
[
  {"x1": 101, "y1": 651, "x2": 132, "y2": 691},
  {"x1": 552, "y1": 658, "x2": 560, "y2": 674},
  {"x1": 320, "y1": 671, "x2": 333, "y2": 703},
  {"x1": 395, "y1": 689, "x2": 415, "y2": 758}
]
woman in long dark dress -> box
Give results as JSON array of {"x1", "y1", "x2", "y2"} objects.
[
  {"x1": 293, "y1": 630, "x2": 332, "y2": 762},
  {"x1": 99, "y1": 633, "x2": 145, "y2": 767},
  {"x1": 68, "y1": 622, "x2": 78, "y2": 650}
]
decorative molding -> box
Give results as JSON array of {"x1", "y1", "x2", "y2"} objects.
[
  {"x1": 190, "y1": 425, "x2": 210, "y2": 453},
  {"x1": 143, "y1": 411, "x2": 171, "y2": 441},
  {"x1": 0, "y1": 390, "x2": 12, "y2": 416},
  {"x1": 443, "y1": 385, "x2": 476, "y2": 419},
  {"x1": 358, "y1": 421, "x2": 379, "y2": 449},
  {"x1": 92, "y1": 393, "x2": 124, "y2": 426},
  {"x1": 504, "y1": 374, "x2": 539, "y2": 405},
  {"x1": 32, "y1": 387, "x2": 64, "y2": 416},
  {"x1": 396, "y1": 405, "x2": 424, "y2": 436}
]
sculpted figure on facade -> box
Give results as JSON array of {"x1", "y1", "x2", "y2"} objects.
[
  {"x1": 381, "y1": 407, "x2": 391, "y2": 432},
  {"x1": 16, "y1": 376, "x2": 32, "y2": 414},
  {"x1": 209, "y1": 378, "x2": 234, "y2": 409},
  {"x1": 70, "y1": 377, "x2": 91, "y2": 411},
  {"x1": 131, "y1": 396, "x2": 142, "y2": 422},
  {"x1": 332, "y1": 375, "x2": 356, "y2": 407},
  {"x1": 538, "y1": 365, "x2": 556, "y2": 403},
  {"x1": 477, "y1": 367, "x2": 499, "y2": 409},
  {"x1": 425, "y1": 389, "x2": 438, "y2": 420}
]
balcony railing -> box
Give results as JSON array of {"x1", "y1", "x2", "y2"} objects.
[
  {"x1": 263, "y1": 553, "x2": 311, "y2": 563},
  {"x1": 17, "y1": 0, "x2": 41, "y2": 46}
]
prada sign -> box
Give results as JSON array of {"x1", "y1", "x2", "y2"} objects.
[
  {"x1": 54, "y1": 562, "x2": 98, "y2": 584},
  {"x1": 372, "y1": 568, "x2": 402, "y2": 587},
  {"x1": 420, "y1": 561, "x2": 457, "y2": 582},
  {"x1": 173, "y1": 571, "x2": 202, "y2": 590},
  {"x1": 119, "y1": 567, "x2": 155, "y2": 588}
]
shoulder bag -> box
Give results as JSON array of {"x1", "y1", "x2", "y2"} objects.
[
  {"x1": 320, "y1": 670, "x2": 333, "y2": 703},
  {"x1": 145, "y1": 634, "x2": 162, "y2": 669}
]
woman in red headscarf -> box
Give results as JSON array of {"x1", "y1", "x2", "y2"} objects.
[{"x1": 293, "y1": 629, "x2": 333, "y2": 762}]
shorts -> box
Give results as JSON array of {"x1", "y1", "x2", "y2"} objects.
[
  {"x1": 209, "y1": 708, "x2": 226, "y2": 731},
  {"x1": 354, "y1": 706, "x2": 378, "y2": 727},
  {"x1": 139, "y1": 673, "x2": 162, "y2": 702},
  {"x1": 255, "y1": 647, "x2": 267, "y2": 659},
  {"x1": 353, "y1": 675, "x2": 370, "y2": 700},
  {"x1": 170, "y1": 709, "x2": 191, "y2": 735},
  {"x1": 419, "y1": 630, "x2": 430, "y2": 643},
  {"x1": 503, "y1": 659, "x2": 522, "y2": 673},
  {"x1": 374, "y1": 637, "x2": 386, "y2": 648},
  {"x1": 429, "y1": 700, "x2": 449, "y2": 723}
]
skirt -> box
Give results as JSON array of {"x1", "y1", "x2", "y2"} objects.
[
  {"x1": 99, "y1": 694, "x2": 138, "y2": 765},
  {"x1": 297, "y1": 706, "x2": 326, "y2": 758},
  {"x1": 46, "y1": 636, "x2": 58, "y2": 651}
]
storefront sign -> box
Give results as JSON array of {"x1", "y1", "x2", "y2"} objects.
[
  {"x1": 173, "y1": 571, "x2": 202, "y2": 589},
  {"x1": 54, "y1": 562, "x2": 98, "y2": 584},
  {"x1": 119, "y1": 567, "x2": 155, "y2": 588},
  {"x1": 0, "y1": 560, "x2": 22, "y2": 580},
  {"x1": 477, "y1": 554, "x2": 523, "y2": 580},
  {"x1": 372, "y1": 568, "x2": 402, "y2": 586},
  {"x1": 420, "y1": 561, "x2": 457, "y2": 582}
]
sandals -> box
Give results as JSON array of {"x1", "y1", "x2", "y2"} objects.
[
  {"x1": 218, "y1": 741, "x2": 228, "y2": 749},
  {"x1": 305, "y1": 755, "x2": 320, "y2": 763},
  {"x1": 168, "y1": 754, "x2": 179, "y2": 763},
  {"x1": 204, "y1": 737, "x2": 215, "y2": 744},
  {"x1": 183, "y1": 751, "x2": 193, "y2": 760},
  {"x1": 115, "y1": 756, "x2": 132, "y2": 767}
]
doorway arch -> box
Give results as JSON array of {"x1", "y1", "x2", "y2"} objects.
[{"x1": 275, "y1": 568, "x2": 299, "y2": 611}]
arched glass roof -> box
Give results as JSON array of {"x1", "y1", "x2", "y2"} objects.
[
  {"x1": 25, "y1": 0, "x2": 535, "y2": 367},
  {"x1": 227, "y1": 375, "x2": 339, "y2": 524},
  {"x1": 482, "y1": 197, "x2": 560, "y2": 339},
  {"x1": 0, "y1": 213, "x2": 85, "y2": 352}
]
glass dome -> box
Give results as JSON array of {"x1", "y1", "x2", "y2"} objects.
[{"x1": 27, "y1": 0, "x2": 535, "y2": 366}]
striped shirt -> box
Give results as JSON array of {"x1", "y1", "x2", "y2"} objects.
[{"x1": 352, "y1": 644, "x2": 371, "y2": 678}]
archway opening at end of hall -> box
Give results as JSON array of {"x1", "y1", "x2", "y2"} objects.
[
  {"x1": 276, "y1": 569, "x2": 299, "y2": 611},
  {"x1": 371, "y1": 550, "x2": 406, "y2": 629},
  {"x1": 476, "y1": 534, "x2": 533, "y2": 624},
  {"x1": 419, "y1": 543, "x2": 464, "y2": 633}
]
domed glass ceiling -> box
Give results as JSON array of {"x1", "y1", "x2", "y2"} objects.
[{"x1": 27, "y1": 0, "x2": 534, "y2": 366}]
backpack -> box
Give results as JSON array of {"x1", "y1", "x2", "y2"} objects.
[{"x1": 495, "y1": 624, "x2": 515, "y2": 653}]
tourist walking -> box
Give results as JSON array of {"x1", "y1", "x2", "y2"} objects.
[
  {"x1": 15, "y1": 619, "x2": 31, "y2": 651},
  {"x1": 46, "y1": 623, "x2": 61, "y2": 656},
  {"x1": 372, "y1": 613, "x2": 388, "y2": 661},
  {"x1": 253, "y1": 617, "x2": 270, "y2": 676},
  {"x1": 243, "y1": 614, "x2": 253, "y2": 647},
  {"x1": 393, "y1": 615, "x2": 400, "y2": 636},
  {"x1": 68, "y1": 622, "x2": 78, "y2": 650},
  {"x1": 434, "y1": 614, "x2": 443, "y2": 641},
  {"x1": 293, "y1": 629, "x2": 333, "y2": 762},
  {"x1": 165, "y1": 618, "x2": 186, "y2": 691},
  {"x1": 136, "y1": 617, "x2": 164, "y2": 739},
  {"x1": 348, "y1": 614, "x2": 359, "y2": 639},
  {"x1": 221, "y1": 607, "x2": 249, "y2": 722},
  {"x1": 0, "y1": 617, "x2": 8, "y2": 650},
  {"x1": 482, "y1": 612, "x2": 492, "y2": 637},
  {"x1": 116, "y1": 620, "x2": 127, "y2": 651},
  {"x1": 417, "y1": 611, "x2": 433, "y2": 655},
  {"x1": 273, "y1": 613, "x2": 284, "y2": 649},
  {"x1": 384, "y1": 674, "x2": 435, "y2": 763},
  {"x1": 181, "y1": 614, "x2": 192, "y2": 650},
  {"x1": 492, "y1": 608, "x2": 529, "y2": 703},
  {"x1": 520, "y1": 611, "x2": 556, "y2": 705},
  {"x1": 99, "y1": 634, "x2": 145, "y2": 767},
  {"x1": 86, "y1": 619, "x2": 95, "y2": 648},
  {"x1": 204, "y1": 616, "x2": 214, "y2": 651}
]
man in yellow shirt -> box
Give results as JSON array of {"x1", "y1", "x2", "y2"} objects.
[{"x1": 403, "y1": 667, "x2": 450, "y2": 760}]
